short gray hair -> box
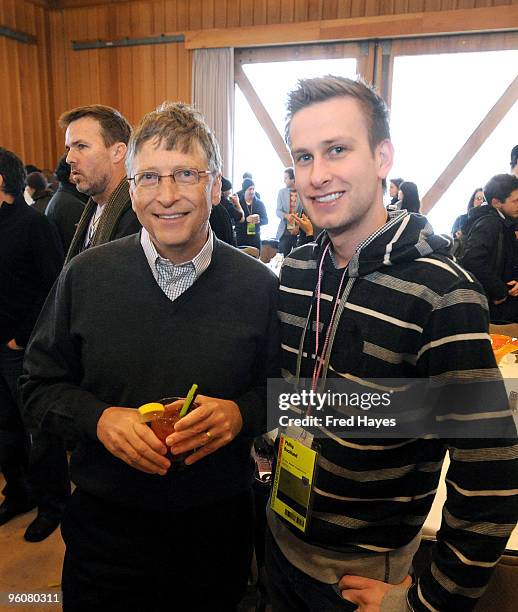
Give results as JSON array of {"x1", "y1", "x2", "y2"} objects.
[{"x1": 126, "y1": 102, "x2": 222, "y2": 175}]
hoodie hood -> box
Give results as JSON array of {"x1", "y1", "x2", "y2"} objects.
[
  {"x1": 467, "y1": 203, "x2": 497, "y2": 223},
  {"x1": 318, "y1": 210, "x2": 453, "y2": 278},
  {"x1": 467, "y1": 202, "x2": 516, "y2": 230}
]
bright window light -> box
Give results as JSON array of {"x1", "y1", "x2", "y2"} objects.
[{"x1": 390, "y1": 50, "x2": 518, "y2": 234}]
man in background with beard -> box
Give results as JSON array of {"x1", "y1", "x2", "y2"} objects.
[{"x1": 60, "y1": 104, "x2": 140, "y2": 263}]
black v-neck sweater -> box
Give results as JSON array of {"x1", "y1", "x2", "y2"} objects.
[{"x1": 21, "y1": 234, "x2": 279, "y2": 511}]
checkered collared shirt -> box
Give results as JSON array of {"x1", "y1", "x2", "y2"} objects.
[{"x1": 140, "y1": 227, "x2": 213, "y2": 302}]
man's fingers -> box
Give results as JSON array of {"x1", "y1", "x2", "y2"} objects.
[
  {"x1": 339, "y1": 575, "x2": 372, "y2": 589},
  {"x1": 167, "y1": 414, "x2": 212, "y2": 446},
  {"x1": 121, "y1": 426, "x2": 170, "y2": 472},
  {"x1": 401, "y1": 575, "x2": 412, "y2": 588},
  {"x1": 124, "y1": 440, "x2": 170, "y2": 473},
  {"x1": 122, "y1": 450, "x2": 169, "y2": 474},
  {"x1": 184, "y1": 438, "x2": 222, "y2": 465},
  {"x1": 340, "y1": 588, "x2": 363, "y2": 605},
  {"x1": 169, "y1": 426, "x2": 224, "y2": 455},
  {"x1": 173, "y1": 398, "x2": 212, "y2": 431},
  {"x1": 133, "y1": 421, "x2": 168, "y2": 455}
]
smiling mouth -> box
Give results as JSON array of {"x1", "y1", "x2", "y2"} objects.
[
  {"x1": 312, "y1": 191, "x2": 345, "y2": 204},
  {"x1": 155, "y1": 213, "x2": 187, "y2": 220}
]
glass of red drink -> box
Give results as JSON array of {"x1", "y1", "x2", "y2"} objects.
[{"x1": 150, "y1": 396, "x2": 197, "y2": 469}]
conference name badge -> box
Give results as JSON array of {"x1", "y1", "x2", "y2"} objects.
[
  {"x1": 246, "y1": 222, "x2": 256, "y2": 235},
  {"x1": 271, "y1": 433, "x2": 318, "y2": 534}
]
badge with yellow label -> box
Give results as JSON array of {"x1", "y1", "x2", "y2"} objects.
[
  {"x1": 246, "y1": 222, "x2": 256, "y2": 235},
  {"x1": 271, "y1": 434, "x2": 318, "y2": 533}
]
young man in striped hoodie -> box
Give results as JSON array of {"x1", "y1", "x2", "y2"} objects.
[{"x1": 266, "y1": 76, "x2": 518, "y2": 611}]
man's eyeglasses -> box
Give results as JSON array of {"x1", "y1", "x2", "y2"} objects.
[{"x1": 128, "y1": 168, "x2": 212, "y2": 188}]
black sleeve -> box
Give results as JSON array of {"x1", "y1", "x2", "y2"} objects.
[
  {"x1": 20, "y1": 266, "x2": 110, "y2": 442},
  {"x1": 235, "y1": 274, "x2": 280, "y2": 437},
  {"x1": 462, "y1": 218, "x2": 507, "y2": 300},
  {"x1": 15, "y1": 215, "x2": 64, "y2": 347},
  {"x1": 296, "y1": 231, "x2": 314, "y2": 248},
  {"x1": 257, "y1": 200, "x2": 268, "y2": 226},
  {"x1": 221, "y1": 198, "x2": 242, "y2": 224}
]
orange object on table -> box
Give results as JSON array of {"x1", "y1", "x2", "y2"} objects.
[{"x1": 490, "y1": 333, "x2": 518, "y2": 363}]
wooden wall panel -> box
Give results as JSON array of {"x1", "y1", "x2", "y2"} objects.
[
  {"x1": 0, "y1": 0, "x2": 54, "y2": 168},
  {"x1": 47, "y1": 1, "x2": 193, "y2": 157},
  {"x1": 4, "y1": 0, "x2": 515, "y2": 164}
]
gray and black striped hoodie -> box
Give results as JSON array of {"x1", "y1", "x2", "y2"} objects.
[{"x1": 275, "y1": 210, "x2": 518, "y2": 611}]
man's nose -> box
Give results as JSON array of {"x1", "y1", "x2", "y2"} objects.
[
  {"x1": 310, "y1": 157, "x2": 331, "y2": 188},
  {"x1": 156, "y1": 175, "x2": 179, "y2": 204}
]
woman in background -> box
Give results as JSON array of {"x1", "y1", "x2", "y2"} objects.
[
  {"x1": 451, "y1": 187, "x2": 485, "y2": 238},
  {"x1": 388, "y1": 177, "x2": 404, "y2": 207},
  {"x1": 398, "y1": 181, "x2": 421, "y2": 214}
]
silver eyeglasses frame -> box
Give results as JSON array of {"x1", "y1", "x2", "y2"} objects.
[{"x1": 128, "y1": 168, "x2": 213, "y2": 188}]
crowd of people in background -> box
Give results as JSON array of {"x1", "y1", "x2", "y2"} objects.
[{"x1": 1, "y1": 79, "x2": 518, "y2": 611}]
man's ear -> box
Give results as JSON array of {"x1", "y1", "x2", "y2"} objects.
[
  {"x1": 0, "y1": 174, "x2": 4, "y2": 189},
  {"x1": 211, "y1": 173, "x2": 222, "y2": 205},
  {"x1": 377, "y1": 140, "x2": 394, "y2": 180},
  {"x1": 112, "y1": 142, "x2": 127, "y2": 165},
  {"x1": 129, "y1": 186, "x2": 137, "y2": 213},
  {"x1": 491, "y1": 197, "x2": 502, "y2": 210}
]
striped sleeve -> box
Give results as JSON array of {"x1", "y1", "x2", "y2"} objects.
[{"x1": 410, "y1": 279, "x2": 518, "y2": 611}]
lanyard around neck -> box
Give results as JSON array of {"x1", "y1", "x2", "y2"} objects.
[
  {"x1": 311, "y1": 243, "x2": 348, "y2": 391},
  {"x1": 294, "y1": 242, "x2": 351, "y2": 394}
]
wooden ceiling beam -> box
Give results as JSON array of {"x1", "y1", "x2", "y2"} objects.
[
  {"x1": 24, "y1": 0, "x2": 60, "y2": 8},
  {"x1": 421, "y1": 75, "x2": 518, "y2": 214},
  {"x1": 234, "y1": 64, "x2": 292, "y2": 168},
  {"x1": 43, "y1": 0, "x2": 127, "y2": 7},
  {"x1": 185, "y1": 6, "x2": 518, "y2": 49}
]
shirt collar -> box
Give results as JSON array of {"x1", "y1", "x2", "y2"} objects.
[{"x1": 140, "y1": 226, "x2": 214, "y2": 281}]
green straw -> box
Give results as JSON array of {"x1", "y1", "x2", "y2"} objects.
[{"x1": 179, "y1": 384, "x2": 199, "y2": 418}]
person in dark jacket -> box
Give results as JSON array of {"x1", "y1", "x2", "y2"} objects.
[
  {"x1": 462, "y1": 173, "x2": 518, "y2": 322},
  {"x1": 21, "y1": 102, "x2": 279, "y2": 611},
  {"x1": 26, "y1": 171, "x2": 54, "y2": 215},
  {"x1": 220, "y1": 176, "x2": 244, "y2": 231},
  {"x1": 209, "y1": 200, "x2": 235, "y2": 246},
  {"x1": 45, "y1": 156, "x2": 88, "y2": 252},
  {"x1": 451, "y1": 187, "x2": 485, "y2": 237},
  {"x1": 235, "y1": 178, "x2": 268, "y2": 251},
  {"x1": 0, "y1": 147, "x2": 70, "y2": 542},
  {"x1": 209, "y1": 176, "x2": 240, "y2": 246}
]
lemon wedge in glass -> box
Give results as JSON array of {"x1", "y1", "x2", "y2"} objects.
[{"x1": 138, "y1": 402, "x2": 165, "y2": 423}]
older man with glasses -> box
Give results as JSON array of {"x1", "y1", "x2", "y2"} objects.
[{"x1": 21, "y1": 102, "x2": 279, "y2": 611}]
